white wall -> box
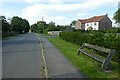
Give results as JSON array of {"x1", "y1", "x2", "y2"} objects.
[
  {"x1": 48, "y1": 31, "x2": 62, "y2": 36},
  {"x1": 85, "y1": 22, "x2": 99, "y2": 30}
]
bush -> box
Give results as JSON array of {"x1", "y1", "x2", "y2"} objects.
[
  {"x1": 60, "y1": 31, "x2": 120, "y2": 63},
  {"x1": 105, "y1": 27, "x2": 120, "y2": 33}
]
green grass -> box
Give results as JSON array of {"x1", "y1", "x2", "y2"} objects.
[{"x1": 48, "y1": 37, "x2": 119, "y2": 78}]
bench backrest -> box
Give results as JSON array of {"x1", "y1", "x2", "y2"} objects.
[
  {"x1": 83, "y1": 43, "x2": 115, "y2": 54},
  {"x1": 79, "y1": 43, "x2": 116, "y2": 70}
]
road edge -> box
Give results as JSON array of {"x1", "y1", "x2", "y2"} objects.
[{"x1": 37, "y1": 33, "x2": 48, "y2": 79}]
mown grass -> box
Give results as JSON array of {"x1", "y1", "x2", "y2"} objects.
[{"x1": 48, "y1": 37, "x2": 119, "y2": 78}]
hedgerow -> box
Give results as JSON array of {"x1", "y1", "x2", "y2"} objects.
[{"x1": 59, "y1": 31, "x2": 120, "y2": 63}]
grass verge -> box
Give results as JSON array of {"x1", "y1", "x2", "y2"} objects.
[{"x1": 48, "y1": 37, "x2": 119, "y2": 78}]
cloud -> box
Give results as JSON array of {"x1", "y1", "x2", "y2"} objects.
[
  {"x1": 77, "y1": 13, "x2": 86, "y2": 17},
  {"x1": 49, "y1": 0, "x2": 63, "y2": 4},
  {"x1": 24, "y1": 0, "x2": 45, "y2": 3},
  {"x1": 22, "y1": 15, "x2": 68, "y2": 25},
  {"x1": 22, "y1": 0, "x2": 119, "y2": 16},
  {"x1": 0, "y1": 0, "x2": 83, "y2": 3},
  {"x1": 1, "y1": 0, "x2": 119, "y2": 3},
  {"x1": 44, "y1": 16, "x2": 68, "y2": 25},
  {"x1": 3, "y1": 0, "x2": 119, "y2": 25}
]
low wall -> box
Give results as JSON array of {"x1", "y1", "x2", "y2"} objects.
[{"x1": 48, "y1": 31, "x2": 62, "y2": 36}]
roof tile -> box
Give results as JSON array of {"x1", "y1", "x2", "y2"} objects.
[{"x1": 79, "y1": 15, "x2": 106, "y2": 23}]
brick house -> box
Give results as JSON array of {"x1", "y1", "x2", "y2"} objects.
[{"x1": 75, "y1": 14, "x2": 112, "y2": 30}]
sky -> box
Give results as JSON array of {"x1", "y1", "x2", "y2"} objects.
[{"x1": 0, "y1": 0, "x2": 119, "y2": 26}]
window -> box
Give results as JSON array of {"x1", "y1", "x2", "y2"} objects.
[
  {"x1": 87, "y1": 23, "x2": 89, "y2": 26},
  {"x1": 94, "y1": 22, "x2": 96, "y2": 26}
]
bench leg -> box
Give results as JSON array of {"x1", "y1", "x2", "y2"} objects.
[
  {"x1": 77, "y1": 50, "x2": 80, "y2": 55},
  {"x1": 101, "y1": 60, "x2": 112, "y2": 70},
  {"x1": 102, "y1": 50, "x2": 115, "y2": 70}
]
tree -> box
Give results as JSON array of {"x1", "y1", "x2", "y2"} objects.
[
  {"x1": 11, "y1": 16, "x2": 22, "y2": 33},
  {"x1": 37, "y1": 21, "x2": 47, "y2": 33},
  {"x1": 113, "y1": 8, "x2": 120, "y2": 23},
  {"x1": 31, "y1": 23, "x2": 38, "y2": 32},
  {"x1": 11, "y1": 16, "x2": 30, "y2": 33},
  {"x1": 47, "y1": 21, "x2": 56, "y2": 29},
  {"x1": 22, "y1": 19, "x2": 30, "y2": 33},
  {"x1": 0, "y1": 16, "x2": 11, "y2": 32},
  {"x1": 70, "y1": 20, "x2": 76, "y2": 27},
  {"x1": 65, "y1": 25, "x2": 74, "y2": 31},
  {"x1": 56, "y1": 25, "x2": 67, "y2": 31}
]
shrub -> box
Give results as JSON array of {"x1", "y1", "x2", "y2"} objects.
[
  {"x1": 59, "y1": 31, "x2": 120, "y2": 63},
  {"x1": 105, "y1": 27, "x2": 120, "y2": 33}
]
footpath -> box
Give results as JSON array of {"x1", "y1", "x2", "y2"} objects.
[{"x1": 38, "y1": 34, "x2": 87, "y2": 78}]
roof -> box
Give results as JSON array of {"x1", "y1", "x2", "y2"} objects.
[{"x1": 78, "y1": 15, "x2": 106, "y2": 23}]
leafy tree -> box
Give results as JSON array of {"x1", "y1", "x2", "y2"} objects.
[
  {"x1": 56, "y1": 25, "x2": 67, "y2": 31},
  {"x1": 70, "y1": 20, "x2": 76, "y2": 27},
  {"x1": 0, "y1": 16, "x2": 11, "y2": 32},
  {"x1": 22, "y1": 19, "x2": 30, "y2": 33},
  {"x1": 37, "y1": 21, "x2": 47, "y2": 33},
  {"x1": 48, "y1": 21, "x2": 55, "y2": 26},
  {"x1": 11, "y1": 16, "x2": 22, "y2": 33},
  {"x1": 65, "y1": 25, "x2": 74, "y2": 31},
  {"x1": 43, "y1": 21, "x2": 57, "y2": 33},
  {"x1": 31, "y1": 20, "x2": 75, "y2": 34},
  {"x1": 11, "y1": 16, "x2": 30, "y2": 33},
  {"x1": 31, "y1": 23, "x2": 38, "y2": 32},
  {"x1": 47, "y1": 21, "x2": 55, "y2": 29},
  {"x1": 113, "y1": 8, "x2": 120, "y2": 23}
]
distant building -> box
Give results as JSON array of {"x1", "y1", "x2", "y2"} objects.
[{"x1": 75, "y1": 14, "x2": 112, "y2": 30}]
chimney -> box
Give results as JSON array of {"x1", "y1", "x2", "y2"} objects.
[{"x1": 106, "y1": 14, "x2": 108, "y2": 16}]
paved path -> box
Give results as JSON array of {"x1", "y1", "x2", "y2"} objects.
[
  {"x1": 38, "y1": 34, "x2": 86, "y2": 78},
  {"x1": 2, "y1": 33, "x2": 43, "y2": 78}
]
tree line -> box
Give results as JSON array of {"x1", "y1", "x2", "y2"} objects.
[
  {"x1": 1, "y1": 16, "x2": 30, "y2": 34},
  {"x1": 31, "y1": 20, "x2": 75, "y2": 34}
]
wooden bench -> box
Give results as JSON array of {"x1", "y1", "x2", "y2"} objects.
[{"x1": 77, "y1": 43, "x2": 116, "y2": 70}]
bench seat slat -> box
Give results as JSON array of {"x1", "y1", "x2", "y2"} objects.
[
  {"x1": 80, "y1": 49, "x2": 104, "y2": 62},
  {"x1": 84, "y1": 43, "x2": 111, "y2": 54}
]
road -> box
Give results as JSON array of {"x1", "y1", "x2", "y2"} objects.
[
  {"x1": 2, "y1": 33, "x2": 43, "y2": 78},
  {"x1": 2, "y1": 33, "x2": 86, "y2": 78},
  {"x1": 38, "y1": 34, "x2": 86, "y2": 78}
]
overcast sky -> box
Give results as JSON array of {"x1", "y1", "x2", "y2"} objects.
[{"x1": 0, "y1": 0, "x2": 119, "y2": 26}]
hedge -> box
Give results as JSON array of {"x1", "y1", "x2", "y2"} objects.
[{"x1": 59, "y1": 31, "x2": 120, "y2": 63}]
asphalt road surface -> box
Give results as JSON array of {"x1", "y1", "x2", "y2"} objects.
[
  {"x1": 38, "y1": 34, "x2": 86, "y2": 78},
  {"x1": 2, "y1": 33, "x2": 43, "y2": 78},
  {"x1": 2, "y1": 33, "x2": 86, "y2": 78}
]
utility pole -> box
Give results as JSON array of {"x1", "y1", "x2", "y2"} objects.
[
  {"x1": 42, "y1": 17, "x2": 44, "y2": 21},
  {"x1": 42, "y1": 17, "x2": 44, "y2": 33}
]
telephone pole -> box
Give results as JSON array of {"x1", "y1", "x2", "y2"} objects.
[
  {"x1": 42, "y1": 17, "x2": 44, "y2": 33},
  {"x1": 42, "y1": 17, "x2": 44, "y2": 21}
]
